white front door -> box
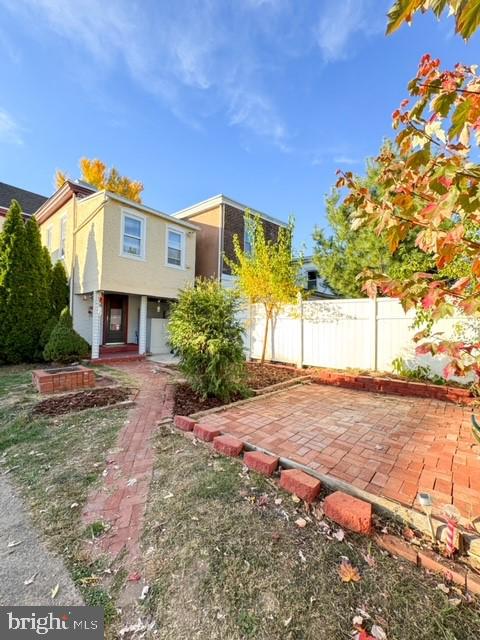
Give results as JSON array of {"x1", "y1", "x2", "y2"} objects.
[{"x1": 150, "y1": 318, "x2": 170, "y2": 354}]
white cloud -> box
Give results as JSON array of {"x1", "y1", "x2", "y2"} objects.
[
  {"x1": 315, "y1": 0, "x2": 382, "y2": 62},
  {"x1": 333, "y1": 155, "x2": 362, "y2": 165},
  {"x1": 0, "y1": 109, "x2": 23, "y2": 144},
  {"x1": 1, "y1": 0, "x2": 289, "y2": 149}
]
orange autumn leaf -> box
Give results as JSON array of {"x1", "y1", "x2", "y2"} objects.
[{"x1": 338, "y1": 560, "x2": 361, "y2": 583}]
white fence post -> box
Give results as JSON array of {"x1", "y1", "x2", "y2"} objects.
[
  {"x1": 297, "y1": 293, "x2": 303, "y2": 369},
  {"x1": 370, "y1": 297, "x2": 378, "y2": 371}
]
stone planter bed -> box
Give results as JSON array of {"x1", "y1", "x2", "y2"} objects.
[{"x1": 311, "y1": 368, "x2": 474, "y2": 404}]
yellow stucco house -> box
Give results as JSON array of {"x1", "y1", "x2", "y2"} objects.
[{"x1": 35, "y1": 181, "x2": 197, "y2": 360}]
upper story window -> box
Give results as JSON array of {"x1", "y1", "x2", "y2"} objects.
[
  {"x1": 307, "y1": 269, "x2": 318, "y2": 290},
  {"x1": 244, "y1": 225, "x2": 253, "y2": 255},
  {"x1": 121, "y1": 210, "x2": 145, "y2": 259},
  {"x1": 167, "y1": 228, "x2": 184, "y2": 268},
  {"x1": 60, "y1": 216, "x2": 66, "y2": 258},
  {"x1": 46, "y1": 225, "x2": 53, "y2": 251}
]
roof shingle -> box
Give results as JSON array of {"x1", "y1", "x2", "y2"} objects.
[{"x1": 0, "y1": 182, "x2": 48, "y2": 216}]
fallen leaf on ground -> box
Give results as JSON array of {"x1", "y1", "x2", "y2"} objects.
[
  {"x1": 295, "y1": 518, "x2": 307, "y2": 528},
  {"x1": 436, "y1": 583, "x2": 450, "y2": 594},
  {"x1": 339, "y1": 560, "x2": 361, "y2": 583},
  {"x1": 51, "y1": 584, "x2": 59, "y2": 599},
  {"x1": 283, "y1": 617, "x2": 292, "y2": 627},
  {"x1": 357, "y1": 631, "x2": 376, "y2": 640},
  {"x1": 299, "y1": 550, "x2": 307, "y2": 563},
  {"x1": 128, "y1": 572, "x2": 141, "y2": 582},
  {"x1": 371, "y1": 624, "x2": 387, "y2": 640},
  {"x1": 271, "y1": 532, "x2": 281, "y2": 542},
  {"x1": 362, "y1": 552, "x2": 376, "y2": 567},
  {"x1": 139, "y1": 585, "x2": 149, "y2": 600},
  {"x1": 448, "y1": 597, "x2": 462, "y2": 607},
  {"x1": 24, "y1": 573, "x2": 38, "y2": 586},
  {"x1": 257, "y1": 494, "x2": 269, "y2": 507},
  {"x1": 352, "y1": 615, "x2": 363, "y2": 627},
  {"x1": 402, "y1": 527, "x2": 415, "y2": 541},
  {"x1": 274, "y1": 498, "x2": 282, "y2": 505},
  {"x1": 333, "y1": 529, "x2": 345, "y2": 541},
  {"x1": 163, "y1": 492, "x2": 174, "y2": 499},
  {"x1": 291, "y1": 495, "x2": 301, "y2": 503}
]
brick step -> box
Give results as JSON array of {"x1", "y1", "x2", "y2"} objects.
[
  {"x1": 279, "y1": 468, "x2": 321, "y2": 503},
  {"x1": 100, "y1": 343, "x2": 139, "y2": 354},
  {"x1": 89, "y1": 353, "x2": 145, "y2": 365}
]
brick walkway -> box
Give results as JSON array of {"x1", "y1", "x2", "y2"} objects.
[
  {"x1": 198, "y1": 384, "x2": 480, "y2": 521},
  {"x1": 82, "y1": 361, "x2": 174, "y2": 561}
]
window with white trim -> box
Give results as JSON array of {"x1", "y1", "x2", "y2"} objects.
[
  {"x1": 122, "y1": 212, "x2": 145, "y2": 258},
  {"x1": 60, "y1": 216, "x2": 66, "y2": 258},
  {"x1": 167, "y1": 228, "x2": 184, "y2": 267}
]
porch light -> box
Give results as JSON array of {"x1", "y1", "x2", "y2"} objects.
[
  {"x1": 157, "y1": 299, "x2": 161, "y2": 313},
  {"x1": 418, "y1": 492, "x2": 436, "y2": 540}
]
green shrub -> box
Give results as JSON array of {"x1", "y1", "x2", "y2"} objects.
[
  {"x1": 39, "y1": 316, "x2": 59, "y2": 352},
  {"x1": 168, "y1": 279, "x2": 246, "y2": 401},
  {"x1": 43, "y1": 307, "x2": 90, "y2": 364}
]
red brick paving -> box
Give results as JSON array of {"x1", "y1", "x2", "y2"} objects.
[
  {"x1": 82, "y1": 361, "x2": 174, "y2": 562},
  {"x1": 197, "y1": 384, "x2": 480, "y2": 521}
]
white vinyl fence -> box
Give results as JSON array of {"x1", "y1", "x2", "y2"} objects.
[{"x1": 240, "y1": 297, "x2": 476, "y2": 380}]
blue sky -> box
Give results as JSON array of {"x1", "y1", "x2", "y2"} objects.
[{"x1": 0, "y1": 0, "x2": 479, "y2": 250}]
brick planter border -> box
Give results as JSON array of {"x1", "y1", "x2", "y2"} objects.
[
  {"x1": 312, "y1": 370, "x2": 474, "y2": 405},
  {"x1": 32, "y1": 365, "x2": 95, "y2": 394}
]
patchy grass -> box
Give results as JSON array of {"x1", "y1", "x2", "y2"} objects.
[
  {"x1": 0, "y1": 365, "x2": 128, "y2": 628},
  {"x1": 141, "y1": 428, "x2": 480, "y2": 640}
]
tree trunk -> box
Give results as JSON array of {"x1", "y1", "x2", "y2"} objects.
[{"x1": 260, "y1": 307, "x2": 270, "y2": 364}]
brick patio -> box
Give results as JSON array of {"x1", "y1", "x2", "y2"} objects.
[
  {"x1": 197, "y1": 384, "x2": 480, "y2": 521},
  {"x1": 82, "y1": 361, "x2": 174, "y2": 561}
]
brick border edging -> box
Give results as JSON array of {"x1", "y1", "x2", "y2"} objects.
[
  {"x1": 253, "y1": 375, "x2": 312, "y2": 395},
  {"x1": 170, "y1": 416, "x2": 480, "y2": 596},
  {"x1": 375, "y1": 533, "x2": 480, "y2": 595},
  {"x1": 312, "y1": 370, "x2": 475, "y2": 405}
]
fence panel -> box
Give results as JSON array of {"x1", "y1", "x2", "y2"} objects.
[{"x1": 242, "y1": 297, "x2": 477, "y2": 378}]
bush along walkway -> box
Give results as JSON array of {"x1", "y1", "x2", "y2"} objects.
[
  {"x1": 173, "y1": 414, "x2": 480, "y2": 598},
  {"x1": 82, "y1": 362, "x2": 174, "y2": 563}
]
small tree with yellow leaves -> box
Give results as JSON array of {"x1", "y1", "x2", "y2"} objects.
[
  {"x1": 226, "y1": 212, "x2": 302, "y2": 364},
  {"x1": 55, "y1": 157, "x2": 143, "y2": 203}
]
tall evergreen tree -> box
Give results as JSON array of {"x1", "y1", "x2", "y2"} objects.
[
  {"x1": 25, "y1": 218, "x2": 50, "y2": 359},
  {"x1": 42, "y1": 246, "x2": 53, "y2": 315},
  {"x1": 0, "y1": 200, "x2": 36, "y2": 363},
  {"x1": 51, "y1": 260, "x2": 69, "y2": 318}
]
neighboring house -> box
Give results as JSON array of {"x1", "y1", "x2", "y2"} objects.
[
  {"x1": 34, "y1": 180, "x2": 197, "y2": 360},
  {"x1": 172, "y1": 194, "x2": 287, "y2": 288},
  {"x1": 298, "y1": 255, "x2": 336, "y2": 298},
  {"x1": 0, "y1": 182, "x2": 48, "y2": 231}
]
